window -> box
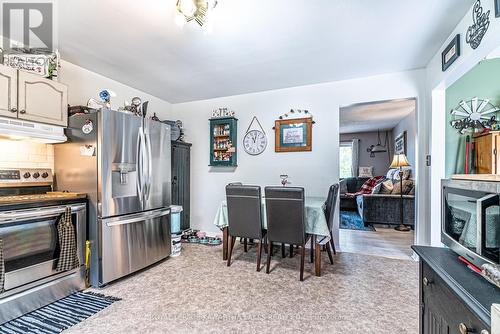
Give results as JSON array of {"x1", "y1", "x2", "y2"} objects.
[{"x1": 339, "y1": 141, "x2": 353, "y2": 178}]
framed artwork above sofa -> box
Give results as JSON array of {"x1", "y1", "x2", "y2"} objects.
[{"x1": 394, "y1": 131, "x2": 407, "y2": 155}]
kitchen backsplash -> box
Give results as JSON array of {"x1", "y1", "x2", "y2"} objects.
[{"x1": 0, "y1": 139, "x2": 54, "y2": 170}]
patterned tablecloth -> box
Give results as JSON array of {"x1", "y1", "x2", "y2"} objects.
[{"x1": 213, "y1": 196, "x2": 330, "y2": 237}]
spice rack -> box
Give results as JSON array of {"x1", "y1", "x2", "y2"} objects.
[{"x1": 209, "y1": 117, "x2": 238, "y2": 167}]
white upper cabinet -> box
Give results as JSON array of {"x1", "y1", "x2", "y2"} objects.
[
  {"x1": 18, "y1": 70, "x2": 68, "y2": 126},
  {"x1": 0, "y1": 64, "x2": 68, "y2": 126},
  {"x1": 0, "y1": 64, "x2": 18, "y2": 118}
]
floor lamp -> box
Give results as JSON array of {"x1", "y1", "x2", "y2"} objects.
[{"x1": 390, "y1": 153, "x2": 411, "y2": 232}]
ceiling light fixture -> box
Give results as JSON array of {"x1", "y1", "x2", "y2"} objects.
[{"x1": 176, "y1": 0, "x2": 218, "y2": 31}]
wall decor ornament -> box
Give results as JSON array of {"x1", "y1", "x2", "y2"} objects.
[
  {"x1": 466, "y1": 0, "x2": 490, "y2": 50},
  {"x1": 212, "y1": 107, "x2": 235, "y2": 118},
  {"x1": 450, "y1": 97, "x2": 499, "y2": 134},
  {"x1": 243, "y1": 116, "x2": 267, "y2": 155},
  {"x1": 441, "y1": 34, "x2": 460, "y2": 71},
  {"x1": 274, "y1": 117, "x2": 312, "y2": 152}
]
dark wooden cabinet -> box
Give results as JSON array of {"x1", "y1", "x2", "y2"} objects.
[
  {"x1": 171, "y1": 141, "x2": 191, "y2": 231},
  {"x1": 413, "y1": 246, "x2": 497, "y2": 334}
]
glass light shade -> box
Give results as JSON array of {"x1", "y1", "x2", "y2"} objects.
[
  {"x1": 178, "y1": 0, "x2": 196, "y2": 16},
  {"x1": 390, "y1": 153, "x2": 411, "y2": 168}
]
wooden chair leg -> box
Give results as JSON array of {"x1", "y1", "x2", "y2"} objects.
[
  {"x1": 244, "y1": 238, "x2": 248, "y2": 252},
  {"x1": 227, "y1": 236, "x2": 236, "y2": 267},
  {"x1": 326, "y1": 242, "x2": 334, "y2": 264},
  {"x1": 300, "y1": 245, "x2": 305, "y2": 281},
  {"x1": 264, "y1": 236, "x2": 268, "y2": 254},
  {"x1": 257, "y1": 239, "x2": 263, "y2": 272},
  {"x1": 329, "y1": 231, "x2": 337, "y2": 255},
  {"x1": 315, "y1": 241, "x2": 321, "y2": 277},
  {"x1": 289, "y1": 244, "x2": 294, "y2": 258},
  {"x1": 281, "y1": 243, "x2": 286, "y2": 258},
  {"x1": 266, "y1": 241, "x2": 272, "y2": 274},
  {"x1": 222, "y1": 227, "x2": 228, "y2": 260},
  {"x1": 310, "y1": 235, "x2": 315, "y2": 263}
]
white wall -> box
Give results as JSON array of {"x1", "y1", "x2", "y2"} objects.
[
  {"x1": 425, "y1": 0, "x2": 500, "y2": 246},
  {"x1": 172, "y1": 70, "x2": 425, "y2": 246},
  {"x1": 58, "y1": 60, "x2": 172, "y2": 120}
]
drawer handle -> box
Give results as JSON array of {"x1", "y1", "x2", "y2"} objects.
[
  {"x1": 458, "y1": 323, "x2": 470, "y2": 334},
  {"x1": 10, "y1": 107, "x2": 17, "y2": 113},
  {"x1": 19, "y1": 109, "x2": 26, "y2": 114},
  {"x1": 423, "y1": 277, "x2": 433, "y2": 286}
]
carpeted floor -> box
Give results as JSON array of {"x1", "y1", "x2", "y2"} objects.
[
  {"x1": 65, "y1": 244, "x2": 418, "y2": 334},
  {"x1": 340, "y1": 210, "x2": 375, "y2": 231}
]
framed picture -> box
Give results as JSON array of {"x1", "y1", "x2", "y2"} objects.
[
  {"x1": 442, "y1": 34, "x2": 460, "y2": 71},
  {"x1": 274, "y1": 117, "x2": 312, "y2": 152},
  {"x1": 496, "y1": 0, "x2": 500, "y2": 17},
  {"x1": 394, "y1": 131, "x2": 407, "y2": 155}
]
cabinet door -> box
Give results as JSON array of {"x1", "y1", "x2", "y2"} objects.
[
  {"x1": 0, "y1": 64, "x2": 18, "y2": 118},
  {"x1": 17, "y1": 71, "x2": 68, "y2": 126},
  {"x1": 495, "y1": 134, "x2": 500, "y2": 174},
  {"x1": 475, "y1": 135, "x2": 493, "y2": 174}
]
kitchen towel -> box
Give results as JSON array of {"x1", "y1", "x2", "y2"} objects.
[
  {"x1": 56, "y1": 207, "x2": 79, "y2": 272},
  {"x1": 0, "y1": 238, "x2": 4, "y2": 293}
]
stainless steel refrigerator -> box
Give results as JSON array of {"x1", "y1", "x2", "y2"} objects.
[{"x1": 54, "y1": 109, "x2": 172, "y2": 287}]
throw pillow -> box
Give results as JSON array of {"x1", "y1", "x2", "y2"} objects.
[
  {"x1": 358, "y1": 166, "x2": 374, "y2": 177},
  {"x1": 401, "y1": 169, "x2": 412, "y2": 180},
  {"x1": 408, "y1": 186, "x2": 415, "y2": 195},
  {"x1": 392, "y1": 180, "x2": 414, "y2": 195},
  {"x1": 379, "y1": 179, "x2": 394, "y2": 194},
  {"x1": 371, "y1": 182, "x2": 383, "y2": 194},
  {"x1": 386, "y1": 168, "x2": 398, "y2": 180}
]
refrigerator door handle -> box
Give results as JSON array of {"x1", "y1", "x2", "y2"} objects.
[
  {"x1": 144, "y1": 130, "x2": 153, "y2": 200},
  {"x1": 104, "y1": 207, "x2": 171, "y2": 227},
  {"x1": 136, "y1": 128, "x2": 144, "y2": 201}
]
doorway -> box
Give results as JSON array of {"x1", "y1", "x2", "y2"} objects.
[{"x1": 337, "y1": 98, "x2": 417, "y2": 260}]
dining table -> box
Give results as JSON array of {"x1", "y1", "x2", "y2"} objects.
[{"x1": 213, "y1": 196, "x2": 332, "y2": 276}]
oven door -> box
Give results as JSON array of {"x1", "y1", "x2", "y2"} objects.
[{"x1": 0, "y1": 203, "x2": 86, "y2": 293}]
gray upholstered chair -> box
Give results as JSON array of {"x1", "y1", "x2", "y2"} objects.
[
  {"x1": 323, "y1": 184, "x2": 339, "y2": 262},
  {"x1": 226, "y1": 184, "x2": 266, "y2": 271},
  {"x1": 264, "y1": 186, "x2": 310, "y2": 281}
]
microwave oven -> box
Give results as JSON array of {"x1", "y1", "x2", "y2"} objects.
[{"x1": 442, "y1": 179, "x2": 500, "y2": 268}]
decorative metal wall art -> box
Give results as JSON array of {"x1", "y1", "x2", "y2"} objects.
[
  {"x1": 441, "y1": 34, "x2": 460, "y2": 71},
  {"x1": 466, "y1": 0, "x2": 490, "y2": 50},
  {"x1": 450, "y1": 97, "x2": 499, "y2": 134},
  {"x1": 212, "y1": 107, "x2": 235, "y2": 118}
]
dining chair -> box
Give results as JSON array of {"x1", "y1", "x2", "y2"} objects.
[
  {"x1": 264, "y1": 186, "x2": 310, "y2": 281},
  {"x1": 226, "y1": 184, "x2": 266, "y2": 271},
  {"x1": 324, "y1": 183, "x2": 339, "y2": 256}
]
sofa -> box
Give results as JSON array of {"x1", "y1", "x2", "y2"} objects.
[
  {"x1": 339, "y1": 176, "x2": 415, "y2": 227},
  {"x1": 356, "y1": 194, "x2": 415, "y2": 227},
  {"x1": 339, "y1": 177, "x2": 369, "y2": 210}
]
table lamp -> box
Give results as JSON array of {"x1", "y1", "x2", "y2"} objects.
[{"x1": 390, "y1": 153, "x2": 411, "y2": 232}]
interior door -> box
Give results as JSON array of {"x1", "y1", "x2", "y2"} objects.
[
  {"x1": 143, "y1": 119, "x2": 171, "y2": 210},
  {"x1": 0, "y1": 64, "x2": 18, "y2": 118},
  {"x1": 99, "y1": 110, "x2": 143, "y2": 218},
  {"x1": 17, "y1": 70, "x2": 68, "y2": 126}
]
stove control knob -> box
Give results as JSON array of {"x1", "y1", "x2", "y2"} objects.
[
  {"x1": 32, "y1": 172, "x2": 40, "y2": 179},
  {"x1": 23, "y1": 172, "x2": 31, "y2": 178},
  {"x1": 41, "y1": 172, "x2": 49, "y2": 178}
]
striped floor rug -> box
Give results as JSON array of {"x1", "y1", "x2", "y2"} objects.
[{"x1": 0, "y1": 292, "x2": 120, "y2": 334}]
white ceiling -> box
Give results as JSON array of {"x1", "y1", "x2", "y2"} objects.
[
  {"x1": 340, "y1": 98, "x2": 416, "y2": 134},
  {"x1": 58, "y1": 0, "x2": 473, "y2": 103}
]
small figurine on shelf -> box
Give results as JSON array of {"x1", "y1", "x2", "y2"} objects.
[{"x1": 86, "y1": 89, "x2": 116, "y2": 110}]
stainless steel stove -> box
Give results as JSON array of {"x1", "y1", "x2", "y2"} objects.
[{"x1": 0, "y1": 168, "x2": 87, "y2": 324}]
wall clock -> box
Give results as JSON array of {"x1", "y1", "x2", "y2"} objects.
[{"x1": 243, "y1": 116, "x2": 267, "y2": 155}]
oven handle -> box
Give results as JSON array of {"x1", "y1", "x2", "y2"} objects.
[
  {"x1": 103, "y1": 207, "x2": 171, "y2": 227},
  {"x1": 0, "y1": 204, "x2": 86, "y2": 223}
]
